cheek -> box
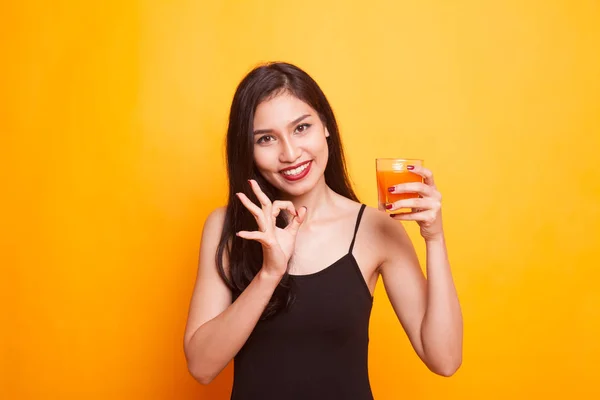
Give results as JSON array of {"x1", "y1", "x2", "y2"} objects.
[
  {"x1": 253, "y1": 148, "x2": 276, "y2": 172},
  {"x1": 320, "y1": 145, "x2": 329, "y2": 168},
  {"x1": 313, "y1": 135, "x2": 330, "y2": 159}
]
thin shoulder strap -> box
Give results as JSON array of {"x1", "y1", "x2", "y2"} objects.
[{"x1": 349, "y1": 204, "x2": 367, "y2": 254}]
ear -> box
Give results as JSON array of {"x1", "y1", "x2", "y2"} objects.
[{"x1": 325, "y1": 127, "x2": 330, "y2": 138}]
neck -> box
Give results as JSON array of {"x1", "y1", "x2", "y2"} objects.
[{"x1": 281, "y1": 176, "x2": 336, "y2": 224}]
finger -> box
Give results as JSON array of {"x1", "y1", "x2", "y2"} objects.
[
  {"x1": 407, "y1": 164, "x2": 435, "y2": 186},
  {"x1": 386, "y1": 197, "x2": 431, "y2": 212},
  {"x1": 236, "y1": 230, "x2": 263, "y2": 240},
  {"x1": 236, "y1": 192, "x2": 266, "y2": 231},
  {"x1": 272, "y1": 200, "x2": 297, "y2": 220},
  {"x1": 285, "y1": 206, "x2": 307, "y2": 236},
  {"x1": 389, "y1": 182, "x2": 435, "y2": 197},
  {"x1": 390, "y1": 209, "x2": 436, "y2": 223},
  {"x1": 248, "y1": 179, "x2": 272, "y2": 208},
  {"x1": 236, "y1": 192, "x2": 262, "y2": 217},
  {"x1": 235, "y1": 230, "x2": 277, "y2": 248}
]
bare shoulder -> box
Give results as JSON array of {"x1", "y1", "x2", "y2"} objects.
[
  {"x1": 359, "y1": 205, "x2": 406, "y2": 238},
  {"x1": 359, "y1": 205, "x2": 415, "y2": 262},
  {"x1": 200, "y1": 205, "x2": 230, "y2": 274},
  {"x1": 331, "y1": 199, "x2": 397, "y2": 238},
  {"x1": 203, "y1": 206, "x2": 227, "y2": 236}
]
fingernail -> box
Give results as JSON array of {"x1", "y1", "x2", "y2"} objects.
[
  {"x1": 388, "y1": 187, "x2": 395, "y2": 193},
  {"x1": 407, "y1": 165, "x2": 415, "y2": 170},
  {"x1": 385, "y1": 204, "x2": 393, "y2": 210}
]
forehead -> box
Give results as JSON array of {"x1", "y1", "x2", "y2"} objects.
[{"x1": 253, "y1": 93, "x2": 316, "y2": 128}]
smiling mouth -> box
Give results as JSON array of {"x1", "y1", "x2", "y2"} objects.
[{"x1": 279, "y1": 161, "x2": 312, "y2": 180}]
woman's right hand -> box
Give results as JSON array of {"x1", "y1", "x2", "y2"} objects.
[{"x1": 235, "y1": 179, "x2": 307, "y2": 278}]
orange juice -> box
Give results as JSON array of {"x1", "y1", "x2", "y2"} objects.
[{"x1": 376, "y1": 159, "x2": 423, "y2": 212}]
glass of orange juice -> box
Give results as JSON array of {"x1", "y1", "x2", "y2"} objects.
[{"x1": 376, "y1": 158, "x2": 423, "y2": 214}]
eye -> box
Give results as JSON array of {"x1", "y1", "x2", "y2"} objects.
[
  {"x1": 256, "y1": 135, "x2": 276, "y2": 144},
  {"x1": 295, "y1": 123, "x2": 311, "y2": 134}
]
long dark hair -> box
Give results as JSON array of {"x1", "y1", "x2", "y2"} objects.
[{"x1": 216, "y1": 62, "x2": 359, "y2": 319}]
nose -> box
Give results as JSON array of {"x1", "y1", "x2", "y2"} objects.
[{"x1": 279, "y1": 136, "x2": 301, "y2": 163}]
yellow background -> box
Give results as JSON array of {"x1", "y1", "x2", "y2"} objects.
[{"x1": 3, "y1": 0, "x2": 599, "y2": 399}]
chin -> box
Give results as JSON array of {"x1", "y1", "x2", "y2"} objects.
[{"x1": 279, "y1": 183, "x2": 312, "y2": 197}]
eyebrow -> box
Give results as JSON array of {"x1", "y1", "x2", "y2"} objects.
[{"x1": 253, "y1": 114, "x2": 311, "y2": 135}]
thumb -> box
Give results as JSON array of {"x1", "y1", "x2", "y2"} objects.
[{"x1": 286, "y1": 206, "x2": 307, "y2": 235}]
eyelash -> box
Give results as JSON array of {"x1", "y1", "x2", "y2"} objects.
[
  {"x1": 256, "y1": 123, "x2": 312, "y2": 144},
  {"x1": 295, "y1": 123, "x2": 311, "y2": 133},
  {"x1": 256, "y1": 135, "x2": 275, "y2": 144}
]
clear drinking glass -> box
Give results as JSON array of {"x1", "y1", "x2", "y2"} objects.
[{"x1": 376, "y1": 158, "x2": 423, "y2": 213}]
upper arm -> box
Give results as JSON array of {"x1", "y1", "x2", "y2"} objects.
[
  {"x1": 184, "y1": 207, "x2": 232, "y2": 350},
  {"x1": 377, "y1": 215, "x2": 428, "y2": 358}
]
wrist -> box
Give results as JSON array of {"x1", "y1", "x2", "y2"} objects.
[
  {"x1": 258, "y1": 266, "x2": 285, "y2": 283},
  {"x1": 425, "y1": 233, "x2": 446, "y2": 245}
]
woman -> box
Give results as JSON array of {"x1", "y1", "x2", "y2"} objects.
[{"x1": 184, "y1": 62, "x2": 463, "y2": 399}]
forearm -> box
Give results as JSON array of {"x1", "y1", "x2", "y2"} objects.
[
  {"x1": 420, "y1": 235, "x2": 463, "y2": 375},
  {"x1": 185, "y1": 269, "x2": 282, "y2": 384}
]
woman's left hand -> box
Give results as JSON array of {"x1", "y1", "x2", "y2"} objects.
[{"x1": 387, "y1": 165, "x2": 444, "y2": 242}]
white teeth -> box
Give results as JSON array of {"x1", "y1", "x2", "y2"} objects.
[{"x1": 282, "y1": 162, "x2": 309, "y2": 176}]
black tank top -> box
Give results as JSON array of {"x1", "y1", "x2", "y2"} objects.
[{"x1": 231, "y1": 204, "x2": 374, "y2": 400}]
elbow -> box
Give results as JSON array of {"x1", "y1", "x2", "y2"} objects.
[
  {"x1": 429, "y1": 356, "x2": 462, "y2": 377},
  {"x1": 422, "y1": 346, "x2": 462, "y2": 377},
  {"x1": 420, "y1": 333, "x2": 463, "y2": 377},
  {"x1": 187, "y1": 361, "x2": 217, "y2": 385},
  {"x1": 433, "y1": 363, "x2": 461, "y2": 377},
  {"x1": 184, "y1": 340, "x2": 216, "y2": 385},
  {"x1": 195, "y1": 374, "x2": 216, "y2": 386},
  {"x1": 185, "y1": 348, "x2": 217, "y2": 385}
]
